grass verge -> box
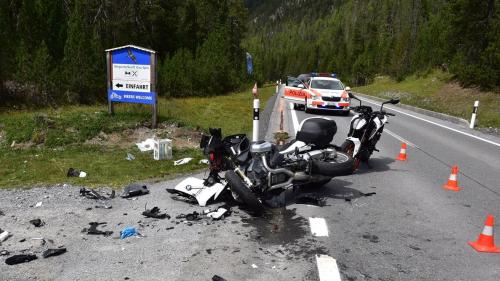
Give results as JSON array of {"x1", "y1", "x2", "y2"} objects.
[
  {"x1": 0, "y1": 84, "x2": 276, "y2": 188},
  {"x1": 354, "y1": 70, "x2": 500, "y2": 128}
]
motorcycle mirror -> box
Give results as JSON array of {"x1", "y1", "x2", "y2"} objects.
[
  {"x1": 390, "y1": 99, "x2": 400, "y2": 104},
  {"x1": 348, "y1": 92, "x2": 355, "y2": 99}
]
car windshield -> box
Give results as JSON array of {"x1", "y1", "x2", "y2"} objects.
[{"x1": 311, "y1": 80, "x2": 343, "y2": 90}]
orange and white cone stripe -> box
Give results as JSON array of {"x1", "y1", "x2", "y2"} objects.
[
  {"x1": 443, "y1": 165, "x2": 461, "y2": 191},
  {"x1": 468, "y1": 214, "x2": 500, "y2": 253},
  {"x1": 396, "y1": 142, "x2": 407, "y2": 161}
]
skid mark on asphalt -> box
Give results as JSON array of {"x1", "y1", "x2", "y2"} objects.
[
  {"x1": 358, "y1": 96, "x2": 500, "y2": 148},
  {"x1": 316, "y1": 254, "x2": 342, "y2": 281},
  {"x1": 309, "y1": 217, "x2": 329, "y2": 237}
]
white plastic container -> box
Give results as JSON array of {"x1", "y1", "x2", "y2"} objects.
[{"x1": 154, "y1": 139, "x2": 172, "y2": 160}]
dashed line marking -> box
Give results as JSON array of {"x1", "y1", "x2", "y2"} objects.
[
  {"x1": 316, "y1": 254, "x2": 342, "y2": 281},
  {"x1": 385, "y1": 129, "x2": 418, "y2": 148},
  {"x1": 309, "y1": 217, "x2": 329, "y2": 237}
]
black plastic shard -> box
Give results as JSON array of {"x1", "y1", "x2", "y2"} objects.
[
  {"x1": 85, "y1": 222, "x2": 113, "y2": 236},
  {"x1": 121, "y1": 184, "x2": 149, "y2": 198},
  {"x1": 142, "y1": 207, "x2": 170, "y2": 219},
  {"x1": 212, "y1": 275, "x2": 227, "y2": 281},
  {"x1": 42, "y1": 248, "x2": 67, "y2": 258},
  {"x1": 295, "y1": 194, "x2": 327, "y2": 207},
  {"x1": 29, "y1": 218, "x2": 44, "y2": 227},
  {"x1": 5, "y1": 254, "x2": 37, "y2": 265}
]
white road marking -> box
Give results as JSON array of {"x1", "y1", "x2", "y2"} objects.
[
  {"x1": 384, "y1": 129, "x2": 418, "y2": 148},
  {"x1": 358, "y1": 97, "x2": 500, "y2": 148},
  {"x1": 316, "y1": 254, "x2": 342, "y2": 281},
  {"x1": 289, "y1": 102, "x2": 300, "y2": 134},
  {"x1": 309, "y1": 217, "x2": 329, "y2": 237}
]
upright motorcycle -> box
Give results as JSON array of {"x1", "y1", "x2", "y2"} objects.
[
  {"x1": 341, "y1": 93, "x2": 399, "y2": 170},
  {"x1": 199, "y1": 117, "x2": 354, "y2": 214}
]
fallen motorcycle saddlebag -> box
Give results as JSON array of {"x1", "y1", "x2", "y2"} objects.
[{"x1": 296, "y1": 118, "x2": 337, "y2": 149}]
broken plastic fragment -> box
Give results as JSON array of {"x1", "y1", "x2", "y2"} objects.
[
  {"x1": 42, "y1": 248, "x2": 67, "y2": 258},
  {"x1": 251, "y1": 264, "x2": 258, "y2": 268},
  {"x1": 35, "y1": 201, "x2": 43, "y2": 207},
  {"x1": 212, "y1": 275, "x2": 227, "y2": 281},
  {"x1": 0, "y1": 230, "x2": 10, "y2": 242},
  {"x1": 142, "y1": 207, "x2": 169, "y2": 219},
  {"x1": 199, "y1": 159, "x2": 209, "y2": 165},
  {"x1": 121, "y1": 184, "x2": 149, "y2": 198},
  {"x1": 136, "y1": 138, "x2": 156, "y2": 152},
  {"x1": 85, "y1": 222, "x2": 113, "y2": 236},
  {"x1": 125, "y1": 153, "x2": 136, "y2": 161},
  {"x1": 174, "y1": 158, "x2": 193, "y2": 166},
  {"x1": 29, "y1": 218, "x2": 44, "y2": 227},
  {"x1": 207, "y1": 208, "x2": 228, "y2": 220},
  {"x1": 120, "y1": 227, "x2": 137, "y2": 239},
  {"x1": 5, "y1": 254, "x2": 37, "y2": 265}
]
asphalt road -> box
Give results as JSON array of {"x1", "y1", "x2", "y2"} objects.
[
  {"x1": 273, "y1": 86, "x2": 500, "y2": 280},
  {"x1": 1, "y1": 85, "x2": 499, "y2": 281}
]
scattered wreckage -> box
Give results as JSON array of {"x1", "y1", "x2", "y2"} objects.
[{"x1": 170, "y1": 117, "x2": 355, "y2": 214}]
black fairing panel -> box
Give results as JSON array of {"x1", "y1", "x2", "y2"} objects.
[{"x1": 296, "y1": 118, "x2": 337, "y2": 149}]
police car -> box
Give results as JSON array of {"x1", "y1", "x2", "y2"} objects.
[{"x1": 284, "y1": 73, "x2": 351, "y2": 115}]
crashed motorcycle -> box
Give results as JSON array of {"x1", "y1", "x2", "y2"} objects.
[
  {"x1": 341, "y1": 93, "x2": 399, "y2": 170},
  {"x1": 170, "y1": 118, "x2": 354, "y2": 214}
]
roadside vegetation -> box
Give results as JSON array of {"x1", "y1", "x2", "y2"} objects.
[
  {"x1": 0, "y1": 85, "x2": 275, "y2": 188},
  {"x1": 354, "y1": 70, "x2": 500, "y2": 128}
]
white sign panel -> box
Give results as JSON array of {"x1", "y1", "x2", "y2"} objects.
[
  {"x1": 112, "y1": 80, "x2": 151, "y2": 93},
  {"x1": 112, "y1": 64, "x2": 151, "y2": 82}
]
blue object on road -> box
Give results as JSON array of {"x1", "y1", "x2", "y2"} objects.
[{"x1": 120, "y1": 227, "x2": 137, "y2": 239}]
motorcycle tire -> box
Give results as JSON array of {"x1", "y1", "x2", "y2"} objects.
[
  {"x1": 311, "y1": 151, "x2": 354, "y2": 177},
  {"x1": 340, "y1": 140, "x2": 361, "y2": 170},
  {"x1": 225, "y1": 170, "x2": 265, "y2": 215}
]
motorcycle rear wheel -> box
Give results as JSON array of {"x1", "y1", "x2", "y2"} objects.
[
  {"x1": 225, "y1": 170, "x2": 265, "y2": 215},
  {"x1": 311, "y1": 151, "x2": 354, "y2": 177},
  {"x1": 340, "y1": 140, "x2": 361, "y2": 170}
]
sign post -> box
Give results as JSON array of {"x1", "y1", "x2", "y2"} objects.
[{"x1": 105, "y1": 45, "x2": 158, "y2": 128}]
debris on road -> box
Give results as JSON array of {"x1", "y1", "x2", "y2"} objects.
[
  {"x1": 199, "y1": 159, "x2": 210, "y2": 165},
  {"x1": 136, "y1": 138, "x2": 156, "y2": 152},
  {"x1": 174, "y1": 158, "x2": 193, "y2": 166},
  {"x1": 80, "y1": 188, "x2": 115, "y2": 200},
  {"x1": 84, "y1": 222, "x2": 113, "y2": 236},
  {"x1": 67, "y1": 168, "x2": 87, "y2": 178},
  {"x1": 121, "y1": 184, "x2": 149, "y2": 198},
  {"x1": 176, "y1": 211, "x2": 200, "y2": 221},
  {"x1": 42, "y1": 247, "x2": 67, "y2": 258},
  {"x1": 0, "y1": 250, "x2": 9, "y2": 256},
  {"x1": 212, "y1": 275, "x2": 227, "y2": 281},
  {"x1": 0, "y1": 209, "x2": 4, "y2": 216},
  {"x1": 251, "y1": 263, "x2": 258, "y2": 268},
  {"x1": 120, "y1": 227, "x2": 138, "y2": 239},
  {"x1": 5, "y1": 254, "x2": 37, "y2": 265},
  {"x1": 295, "y1": 194, "x2": 327, "y2": 207},
  {"x1": 142, "y1": 207, "x2": 170, "y2": 219},
  {"x1": 207, "y1": 207, "x2": 229, "y2": 220},
  {"x1": 29, "y1": 218, "x2": 44, "y2": 227},
  {"x1": 95, "y1": 205, "x2": 112, "y2": 209},
  {"x1": 0, "y1": 229, "x2": 10, "y2": 243},
  {"x1": 35, "y1": 201, "x2": 43, "y2": 207},
  {"x1": 125, "y1": 153, "x2": 136, "y2": 161}
]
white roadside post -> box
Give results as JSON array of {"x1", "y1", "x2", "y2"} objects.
[
  {"x1": 252, "y1": 83, "x2": 260, "y2": 142},
  {"x1": 276, "y1": 80, "x2": 279, "y2": 94},
  {"x1": 470, "y1": 100, "x2": 479, "y2": 129}
]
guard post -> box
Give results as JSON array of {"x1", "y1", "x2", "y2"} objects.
[{"x1": 105, "y1": 45, "x2": 158, "y2": 128}]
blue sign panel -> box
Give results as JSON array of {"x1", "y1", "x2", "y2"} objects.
[{"x1": 108, "y1": 47, "x2": 155, "y2": 104}]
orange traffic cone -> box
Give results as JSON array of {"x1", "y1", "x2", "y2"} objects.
[
  {"x1": 443, "y1": 165, "x2": 461, "y2": 191},
  {"x1": 468, "y1": 214, "x2": 500, "y2": 253},
  {"x1": 395, "y1": 143, "x2": 407, "y2": 161}
]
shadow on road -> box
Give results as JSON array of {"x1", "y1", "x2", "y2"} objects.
[{"x1": 354, "y1": 157, "x2": 396, "y2": 174}]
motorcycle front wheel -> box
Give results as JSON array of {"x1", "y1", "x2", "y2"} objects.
[
  {"x1": 340, "y1": 140, "x2": 361, "y2": 171},
  {"x1": 225, "y1": 170, "x2": 265, "y2": 216},
  {"x1": 311, "y1": 151, "x2": 354, "y2": 177}
]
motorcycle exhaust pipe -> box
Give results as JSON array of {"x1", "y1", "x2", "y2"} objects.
[{"x1": 261, "y1": 155, "x2": 310, "y2": 189}]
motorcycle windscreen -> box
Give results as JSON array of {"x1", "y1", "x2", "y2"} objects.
[{"x1": 284, "y1": 77, "x2": 308, "y2": 104}]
